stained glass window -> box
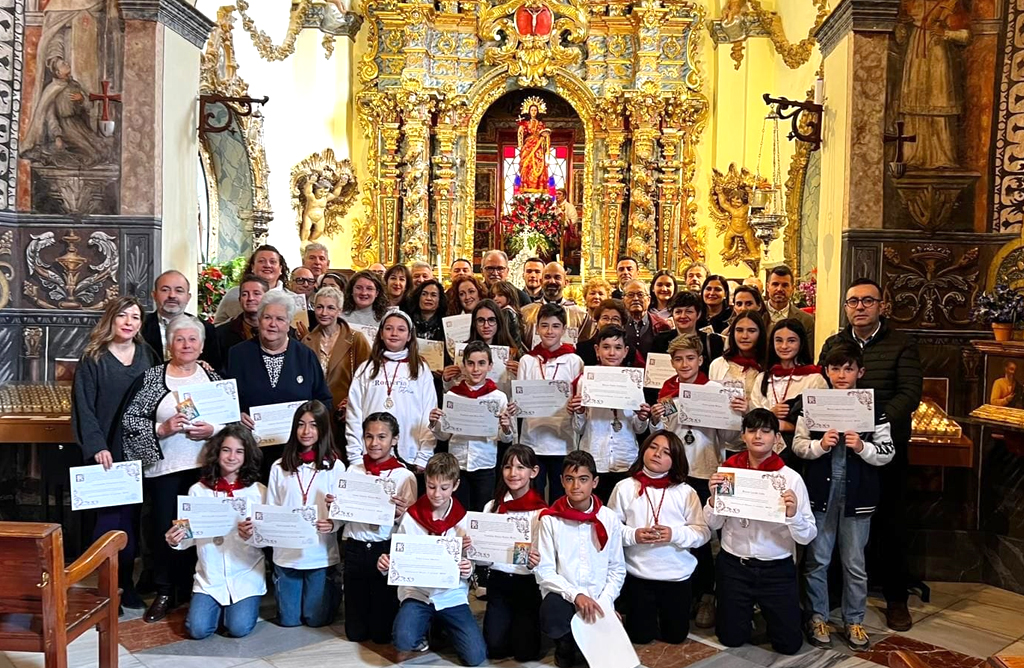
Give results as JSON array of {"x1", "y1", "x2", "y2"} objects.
[{"x1": 501, "y1": 144, "x2": 569, "y2": 214}]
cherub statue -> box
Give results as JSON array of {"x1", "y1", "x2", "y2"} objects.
[
  {"x1": 290, "y1": 148, "x2": 358, "y2": 242},
  {"x1": 710, "y1": 163, "x2": 762, "y2": 268}
]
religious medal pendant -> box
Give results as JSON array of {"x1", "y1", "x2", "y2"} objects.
[
  {"x1": 612, "y1": 419, "x2": 622, "y2": 432},
  {"x1": 213, "y1": 537, "x2": 224, "y2": 546},
  {"x1": 384, "y1": 395, "x2": 394, "y2": 409},
  {"x1": 684, "y1": 429, "x2": 695, "y2": 445}
]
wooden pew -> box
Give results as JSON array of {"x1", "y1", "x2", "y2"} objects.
[{"x1": 0, "y1": 523, "x2": 126, "y2": 668}]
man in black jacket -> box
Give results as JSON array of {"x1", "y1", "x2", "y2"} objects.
[
  {"x1": 142, "y1": 270, "x2": 219, "y2": 369},
  {"x1": 818, "y1": 277, "x2": 922, "y2": 632}
]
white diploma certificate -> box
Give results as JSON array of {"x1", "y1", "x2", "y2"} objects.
[
  {"x1": 712, "y1": 466, "x2": 788, "y2": 524},
  {"x1": 676, "y1": 383, "x2": 743, "y2": 431},
  {"x1": 327, "y1": 471, "x2": 395, "y2": 526},
  {"x1": 644, "y1": 353, "x2": 676, "y2": 389},
  {"x1": 511, "y1": 379, "x2": 571, "y2": 418},
  {"x1": 70, "y1": 461, "x2": 143, "y2": 511},
  {"x1": 249, "y1": 504, "x2": 319, "y2": 549},
  {"x1": 455, "y1": 343, "x2": 511, "y2": 387},
  {"x1": 571, "y1": 602, "x2": 641, "y2": 668},
  {"x1": 439, "y1": 392, "x2": 501, "y2": 439},
  {"x1": 250, "y1": 401, "x2": 305, "y2": 447},
  {"x1": 177, "y1": 495, "x2": 249, "y2": 538},
  {"x1": 442, "y1": 314, "x2": 473, "y2": 355},
  {"x1": 418, "y1": 338, "x2": 445, "y2": 372},
  {"x1": 387, "y1": 534, "x2": 462, "y2": 589},
  {"x1": 464, "y1": 511, "x2": 531, "y2": 564},
  {"x1": 802, "y1": 389, "x2": 876, "y2": 432},
  {"x1": 176, "y1": 379, "x2": 241, "y2": 425},
  {"x1": 579, "y1": 366, "x2": 645, "y2": 411}
]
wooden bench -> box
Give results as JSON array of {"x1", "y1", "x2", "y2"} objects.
[{"x1": 0, "y1": 523, "x2": 126, "y2": 668}]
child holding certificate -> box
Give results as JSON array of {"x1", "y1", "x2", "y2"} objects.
[
  {"x1": 567, "y1": 326, "x2": 651, "y2": 502},
  {"x1": 481, "y1": 444, "x2": 546, "y2": 661},
  {"x1": 751, "y1": 319, "x2": 828, "y2": 463},
  {"x1": 165, "y1": 424, "x2": 266, "y2": 639},
  {"x1": 649, "y1": 334, "x2": 746, "y2": 629},
  {"x1": 609, "y1": 430, "x2": 711, "y2": 644},
  {"x1": 708, "y1": 309, "x2": 767, "y2": 402},
  {"x1": 377, "y1": 453, "x2": 485, "y2": 666},
  {"x1": 342, "y1": 412, "x2": 417, "y2": 644},
  {"x1": 705, "y1": 409, "x2": 817, "y2": 655},
  {"x1": 793, "y1": 343, "x2": 894, "y2": 651},
  {"x1": 514, "y1": 303, "x2": 585, "y2": 500},
  {"x1": 267, "y1": 401, "x2": 344, "y2": 628},
  {"x1": 430, "y1": 341, "x2": 515, "y2": 511},
  {"x1": 346, "y1": 311, "x2": 437, "y2": 470},
  {"x1": 535, "y1": 450, "x2": 625, "y2": 668}
]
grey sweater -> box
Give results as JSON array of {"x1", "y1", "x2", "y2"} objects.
[{"x1": 72, "y1": 345, "x2": 160, "y2": 461}]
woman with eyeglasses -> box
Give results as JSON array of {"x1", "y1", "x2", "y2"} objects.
[{"x1": 441, "y1": 299, "x2": 523, "y2": 390}]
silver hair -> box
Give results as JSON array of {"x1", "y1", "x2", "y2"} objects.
[
  {"x1": 165, "y1": 314, "x2": 206, "y2": 347},
  {"x1": 410, "y1": 261, "x2": 433, "y2": 272},
  {"x1": 303, "y1": 242, "x2": 330, "y2": 259},
  {"x1": 482, "y1": 249, "x2": 508, "y2": 264},
  {"x1": 314, "y1": 285, "x2": 344, "y2": 308},
  {"x1": 258, "y1": 290, "x2": 298, "y2": 322}
]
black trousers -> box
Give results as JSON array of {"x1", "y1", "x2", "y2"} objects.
[
  {"x1": 145, "y1": 469, "x2": 200, "y2": 597},
  {"x1": 540, "y1": 592, "x2": 576, "y2": 641},
  {"x1": 688, "y1": 477, "x2": 715, "y2": 599},
  {"x1": 454, "y1": 469, "x2": 496, "y2": 512},
  {"x1": 620, "y1": 574, "x2": 692, "y2": 644},
  {"x1": 344, "y1": 538, "x2": 399, "y2": 643},
  {"x1": 533, "y1": 455, "x2": 565, "y2": 502},
  {"x1": 716, "y1": 551, "x2": 802, "y2": 655},
  {"x1": 872, "y1": 452, "x2": 909, "y2": 604},
  {"x1": 484, "y1": 570, "x2": 542, "y2": 661}
]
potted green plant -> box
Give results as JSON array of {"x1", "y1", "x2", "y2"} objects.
[{"x1": 972, "y1": 284, "x2": 1024, "y2": 342}]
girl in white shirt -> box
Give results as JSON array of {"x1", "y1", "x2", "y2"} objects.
[
  {"x1": 166, "y1": 424, "x2": 266, "y2": 639},
  {"x1": 709, "y1": 310, "x2": 767, "y2": 452},
  {"x1": 481, "y1": 444, "x2": 546, "y2": 662},
  {"x1": 346, "y1": 311, "x2": 436, "y2": 469},
  {"x1": 609, "y1": 430, "x2": 712, "y2": 644},
  {"x1": 267, "y1": 401, "x2": 344, "y2": 628}
]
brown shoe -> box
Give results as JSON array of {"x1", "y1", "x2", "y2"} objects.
[
  {"x1": 143, "y1": 595, "x2": 173, "y2": 623},
  {"x1": 885, "y1": 602, "x2": 913, "y2": 632}
]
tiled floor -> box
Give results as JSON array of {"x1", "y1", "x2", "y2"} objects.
[{"x1": 4, "y1": 582, "x2": 1023, "y2": 668}]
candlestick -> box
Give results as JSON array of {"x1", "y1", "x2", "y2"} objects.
[{"x1": 814, "y1": 78, "x2": 824, "y2": 105}]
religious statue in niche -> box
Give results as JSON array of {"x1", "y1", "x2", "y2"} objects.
[
  {"x1": 290, "y1": 148, "x2": 359, "y2": 242},
  {"x1": 710, "y1": 164, "x2": 763, "y2": 270},
  {"x1": 517, "y1": 97, "x2": 552, "y2": 194},
  {"x1": 895, "y1": 0, "x2": 971, "y2": 169}
]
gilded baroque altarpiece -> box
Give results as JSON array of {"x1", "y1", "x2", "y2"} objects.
[{"x1": 352, "y1": 0, "x2": 709, "y2": 274}]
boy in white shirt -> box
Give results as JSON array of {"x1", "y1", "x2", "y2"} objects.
[
  {"x1": 514, "y1": 302, "x2": 585, "y2": 501},
  {"x1": 535, "y1": 450, "x2": 626, "y2": 668},
  {"x1": 377, "y1": 453, "x2": 485, "y2": 666},
  {"x1": 705, "y1": 408, "x2": 817, "y2": 655}
]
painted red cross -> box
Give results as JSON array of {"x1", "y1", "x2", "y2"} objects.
[{"x1": 89, "y1": 80, "x2": 122, "y2": 122}]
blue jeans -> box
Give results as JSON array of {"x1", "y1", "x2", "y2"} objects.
[
  {"x1": 393, "y1": 599, "x2": 486, "y2": 666},
  {"x1": 273, "y1": 564, "x2": 339, "y2": 628},
  {"x1": 185, "y1": 592, "x2": 261, "y2": 639},
  {"x1": 802, "y1": 487, "x2": 872, "y2": 624}
]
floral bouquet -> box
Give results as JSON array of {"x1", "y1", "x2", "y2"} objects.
[
  {"x1": 972, "y1": 284, "x2": 1024, "y2": 325},
  {"x1": 794, "y1": 269, "x2": 817, "y2": 309},
  {"x1": 198, "y1": 256, "x2": 248, "y2": 323},
  {"x1": 500, "y1": 194, "x2": 561, "y2": 256}
]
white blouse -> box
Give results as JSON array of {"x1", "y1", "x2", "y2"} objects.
[{"x1": 267, "y1": 457, "x2": 344, "y2": 569}]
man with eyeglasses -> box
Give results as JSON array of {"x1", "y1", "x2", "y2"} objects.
[
  {"x1": 817, "y1": 277, "x2": 922, "y2": 634},
  {"x1": 481, "y1": 249, "x2": 533, "y2": 308},
  {"x1": 620, "y1": 279, "x2": 671, "y2": 360},
  {"x1": 520, "y1": 262, "x2": 594, "y2": 347},
  {"x1": 766, "y1": 265, "x2": 815, "y2": 352}
]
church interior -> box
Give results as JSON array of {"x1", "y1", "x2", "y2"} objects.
[{"x1": 1, "y1": 0, "x2": 1024, "y2": 666}]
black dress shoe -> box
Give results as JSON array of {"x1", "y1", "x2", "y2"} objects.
[{"x1": 144, "y1": 595, "x2": 173, "y2": 623}]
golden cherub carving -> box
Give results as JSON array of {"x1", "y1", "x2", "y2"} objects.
[
  {"x1": 709, "y1": 163, "x2": 764, "y2": 268},
  {"x1": 290, "y1": 148, "x2": 358, "y2": 242}
]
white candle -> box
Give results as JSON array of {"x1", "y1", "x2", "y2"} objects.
[
  {"x1": 814, "y1": 78, "x2": 824, "y2": 105},
  {"x1": 436, "y1": 253, "x2": 441, "y2": 279}
]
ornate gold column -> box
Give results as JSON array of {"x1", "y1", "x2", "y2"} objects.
[
  {"x1": 625, "y1": 88, "x2": 664, "y2": 271},
  {"x1": 396, "y1": 87, "x2": 434, "y2": 263},
  {"x1": 657, "y1": 113, "x2": 682, "y2": 272},
  {"x1": 672, "y1": 96, "x2": 709, "y2": 271},
  {"x1": 433, "y1": 93, "x2": 466, "y2": 267},
  {"x1": 596, "y1": 95, "x2": 627, "y2": 272}
]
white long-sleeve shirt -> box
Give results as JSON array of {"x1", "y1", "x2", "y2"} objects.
[
  {"x1": 481, "y1": 496, "x2": 543, "y2": 576},
  {"x1": 173, "y1": 481, "x2": 267, "y2": 606},
  {"x1": 651, "y1": 379, "x2": 738, "y2": 480},
  {"x1": 792, "y1": 417, "x2": 895, "y2": 466},
  {"x1": 517, "y1": 352, "x2": 584, "y2": 456},
  {"x1": 703, "y1": 465, "x2": 817, "y2": 560},
  {"x1": 346, "y1": 359, "x2": 436, "y2": 466},
  {"x1": 432, "y1": 387, "x2": 514, "y2": 471},
  {"x1": 534, "y1": 500, "x2": 625, "y2": 606},
  {"x1": 750, "y1": 372, "x2": 829, "y2": 412},
  {"x1": 267, "y1": 458, "x2": 344, "y2": 569},
  {"x1": 708, "y1": 358, "x2": 760, "y2": 452},
  {"x1": 573, "y1": 407, "x2": 647, "y2": 473},
  {"x1": 393, "y1": 500, "x2": 471, "y2": 611},
  {"x1": 341, "y1": 460, "x2": 418, "y2": 543},
  {"x1": 609, "y1": 476, "x2": 711, "y2": 582}
]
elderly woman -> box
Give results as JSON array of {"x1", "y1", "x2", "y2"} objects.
[
  {"x1": 121, "y1": 315, "x2": 224, "y2": 623},
  {"x1": 342, "y1": 270, "x2": 392, "y2": 329},
  {"x1": 581, "y1": 276, "x2": 614, "y2": 320},
  {"x1": 302, "y1": 286, "x2": 371, "y2": 455},
  {"x1": 213, "y1": 245, "x2": 289, "y2": 325}
]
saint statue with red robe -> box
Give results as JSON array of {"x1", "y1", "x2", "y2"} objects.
[{"x1": 517, "y1": 97, "x2": 551, "y2": 194}]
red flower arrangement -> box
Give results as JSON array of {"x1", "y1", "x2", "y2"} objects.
[{"x1": 501, "y1": 194, "x2": 561, "y2": 255}]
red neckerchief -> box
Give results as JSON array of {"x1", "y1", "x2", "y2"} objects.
[
  {"x1": 363, "y1": 454, "x2": 404, "y2": 477},
  {"x1": 541, "y1": 496, "x2": 609, "y2": 550},
  {"x1": 449, "y1": 379, "x2": 498, "y2": 399},
  {"x1": 530, "y1": 343, "x2": 576, "y2": 362},
  {"x1": 727, "y1": 355, "x2": 762, "y2": 371},
  {"x1": 496, "y1": 489, "x2": 547, "y2": 514},
  {"x1": 407, "y1": 495, "x2": 467, "y2": 536},
  {"x1": 769, "y1": 363, "x2": 821, "y2": 377},
  {"x1": 298, "y1": 450, "x2": 318, "y2": 464},
  {"x1": 724, "y1": 451, "x2": 786, "y2": 471},
  {"x1": 633, "y1": 471, "x2": 672, "y2": 497},
  {"x1": 658, "y1": 373, "x2": 710, "y2": 401},
  {"x1": 203, "y1": 478, "x2": 246, "y2": 497}
]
